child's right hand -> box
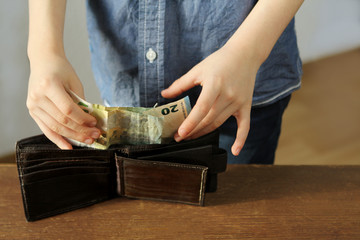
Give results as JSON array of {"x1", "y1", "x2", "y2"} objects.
[{"x1": 26, "y1": 54, "x2": 101, "y2": 149}]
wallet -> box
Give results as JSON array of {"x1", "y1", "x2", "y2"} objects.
[{"x1": 16, "y1": 131, "x2": 227, "y2": 221}]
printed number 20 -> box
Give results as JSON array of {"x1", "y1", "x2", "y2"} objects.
[{"x1": 161, "y1": 104, "x2": 178, "y2": 115}]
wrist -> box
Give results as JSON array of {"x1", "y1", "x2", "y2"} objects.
[
  {"x1": 222, "y1": 39, "x2": 264, "y2": 71},
  {"x1": 223, "y1": 0, "x2": 304, "y2": 69},
  {"x1": 27, "y1": 43, "x2": 66, "y2": 65}
]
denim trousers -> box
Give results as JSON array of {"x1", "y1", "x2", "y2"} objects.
[{"x1": 219, "y1": 95, "x2": 291, "y2": 164}]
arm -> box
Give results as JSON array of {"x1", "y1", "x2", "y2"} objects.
[
  {"x1": 225, "y1": 0, "x2": 304, "y2": 64},
  {"x1": 27, "y1": 0, "x2": 100, "y2": 149},
  {"x1": 161, "y1": 0, "x2": 304, "y2": 156}
]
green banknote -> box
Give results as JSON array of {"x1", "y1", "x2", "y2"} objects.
[{"x1": 67, "y1": 90, "x2": 191, "y2": 149}]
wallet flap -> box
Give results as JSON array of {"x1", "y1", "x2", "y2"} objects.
[
  {"x1": 116, "y1": 155, "x2": 208, "y2": 206},
  {"x1": 137, "y1": 145, "x2": 227, "y2": 174}
]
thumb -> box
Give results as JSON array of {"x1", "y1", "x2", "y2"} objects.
[{"x1": 161, "y1": 70, "x2": 199, "y2": 99}]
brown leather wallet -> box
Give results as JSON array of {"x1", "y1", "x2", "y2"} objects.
[{"x1": 16, "y1": 131, "x2": 227, "y2": 221}]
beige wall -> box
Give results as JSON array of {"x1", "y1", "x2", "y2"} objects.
[
  {"x1": 296, "y1": 0, "x2": 360, "y2": 62},
  {"x1": 1, "y1": 1, "x2": 360, "y2": 155}
]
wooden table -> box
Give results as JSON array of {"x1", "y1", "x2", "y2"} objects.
[{"x1": 1, "y1": 164, "x2": 359, "y2": 239}]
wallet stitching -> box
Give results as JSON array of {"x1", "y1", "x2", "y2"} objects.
[
  {"x1": 124, "y1": 159, "x2": 208, "y2": 171},
  {"x1": 20, "y1": 170, "x2": 111, "y2": 185},
  {"x1": 22, "y1": 162, "x2": 109, "y2": 173},
  {"x1": 18, "y1": 155, "x2": 110, "y2": 161},
  {"x1": 123, "y1": 195, "x2": 202, "y2": 206},
  {"x1": 121, "y1": 158, "x2": 208, "y2": 205}
]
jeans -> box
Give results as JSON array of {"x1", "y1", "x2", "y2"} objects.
[{"x1": 219, "y1": 95, "x2": 291, "y2": 164}]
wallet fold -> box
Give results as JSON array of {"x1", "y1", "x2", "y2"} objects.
[{"x1": 16, "y1": 130, "x2": 227, "y2": 221}]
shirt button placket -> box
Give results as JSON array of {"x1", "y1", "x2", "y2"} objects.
[{"x1": 139, "y1": 0, "x2": 165, "y2": 107}]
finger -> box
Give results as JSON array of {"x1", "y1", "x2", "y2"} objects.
[
  {"x1": 182, "y1": 95, "x2": 232, "y2": 139},
  {"x1": 37, "y1": 96, "x2": 100, "y2": 138},
  {"x1": 231, "y1": 111, "x2": 251, "y2": 156},
  {"x1": 186, "y1": 101, "x2": 238, "y2": 140},
  {"x1": 161, "y1": 71, "x2": 199, "y2": 98},
  {"x1": 46, "y1": 85, "x2": 97, "y2": 127},
  {"x1": 31, "y1": 112, "x2": 73, "y2": 150},
  {"x1": 31, "y1": 107, "x2": 95, "y2": 145},
  {"x1": 176, "y1": 82, "x2": 220, "y2": 139}
]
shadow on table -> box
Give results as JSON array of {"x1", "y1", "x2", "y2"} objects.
[{"x1": 206, "y1": 165, "x2": 360, "y2": 206}]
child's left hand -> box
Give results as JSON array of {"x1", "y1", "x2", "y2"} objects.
[{"x1": 161, "y1": 44, "x2": 261, "y2": 156}]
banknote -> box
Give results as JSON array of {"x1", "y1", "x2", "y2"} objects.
[{"x1": 66, "y1": 90, "x2": 191, "y2": 149}]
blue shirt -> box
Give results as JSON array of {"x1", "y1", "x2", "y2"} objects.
[{"x1": 86, "y1": 0, "x2": 302, "y2": 109}]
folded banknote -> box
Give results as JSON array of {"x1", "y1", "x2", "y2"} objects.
[{"x1": 67, "y1": 90, "x2": 191, "y2": 149}]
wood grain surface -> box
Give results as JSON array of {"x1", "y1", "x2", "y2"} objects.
[
  {"x1": 1, "y1": 164, "x2": 359, "y2": 239},
  {"x1": 276, "y1": 48, "x2": 360, "y2": 165}
]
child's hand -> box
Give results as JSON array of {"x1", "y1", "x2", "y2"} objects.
[
  {"x1": 161, "y1": 45, "x2": 260, "y2": 156},
  {"x1": 27, "y1": 54, "x2": 100, "y2": 149}
]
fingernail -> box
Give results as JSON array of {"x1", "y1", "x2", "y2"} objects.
[
  {"x1": 234, "y1": 147, "x2": 241, "y2": 156},
  {"x1": 60, "y1": 143, "x2": 72, "y2": 150},
  {"x1": 178, "y1": 127, "x2": 188, "y2": 138},
  {"x1": 85, "y1": 138, "x2": 93, "y2": 145},
  {"x1": 161, "y1": 90, "x2": 169, "y2": 97},
  {"x1": 174, "y1": 133, "x2": 182, "y2": 142},
  {"x1": 91, "y1": 131, "x2": 100, "y2": 139}
]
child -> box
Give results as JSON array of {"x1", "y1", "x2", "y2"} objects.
[{"x1": 26, "y1": 0, "x2": 303, "y2": 164}]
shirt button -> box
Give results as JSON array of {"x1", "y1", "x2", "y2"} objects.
[{"x1": 146, "y1": 48, "x2": 157, "y2": 63}]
